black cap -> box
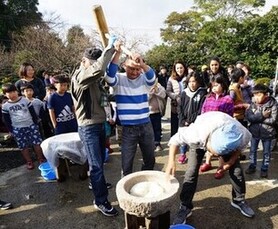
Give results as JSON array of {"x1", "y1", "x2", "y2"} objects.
[
  {"x1": 252, "y1": 84, "x2": 270, "y2": 94},
  {"x1": 83, "y1": 48, "x2": 102, "y2": 60}
]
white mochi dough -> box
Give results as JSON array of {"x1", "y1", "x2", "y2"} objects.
[{"x1": 130, "y1": 181, "x2": 164, "y2": 198}]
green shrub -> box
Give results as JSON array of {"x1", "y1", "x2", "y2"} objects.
[{"x1": 0, "y1": 75, "x2": 18, "y2": 85}]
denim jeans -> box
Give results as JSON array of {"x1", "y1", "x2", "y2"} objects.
[
  {"x1": 121, "y1": 122, "x2": 155, "y2": 176},
  {"x1": 249, "y1": 137, "x2": 271, "y2": 171},
  {"x1": 179, "y1": 144, "x2": 187, "y2": 154},
  {"x1": 150, "y1": 113, "x2": 162, "y2": 145},
  {"x1": 180, "y1": 144, "x2": 246, "y2": 209},
  {"x1": 78, "y1": 123, "x2": 108, "y2": 205}
]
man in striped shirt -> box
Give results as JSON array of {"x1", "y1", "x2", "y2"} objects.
[{"x1": 105, "y1": 49, "x2": 156, "y2": 176}]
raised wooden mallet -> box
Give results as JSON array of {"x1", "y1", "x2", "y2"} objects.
[{"x1": 92, "y1": 5, "x2": 133, "y2": 57}]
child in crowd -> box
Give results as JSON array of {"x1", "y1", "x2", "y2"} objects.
[
  {"x1": 229, "y1": 68, "x2": 250, "y2": 160},
  {"x1": 0, "y1": 95, "x2": 13, "y2": 146},
  {"x1": 42, "y1": 69, "x2": 56, "y2": 86},
  {"x1": 149, "y1": 79, "x2": 167, "y2": 152},
  {"x1": 245, "y1": 84, "x2": 278, "y2": 178},
  {"x1": 21, "y1": 84, "x2": 45, "y2": 138},
  {"x1": 48, "y1": 75, "x2": 78, "y2": 182},
  {"x1": 108, "y1": 87, "x2": 122, "y2": 150},
  {"x1": 42, "y1": 84, "x2": 57, "y2": 138},
  {"x1": 0, "y1": 95, "x2": 9, "y2": 133},
  {"x1": 201, "y1": 75, "x2": 234, "y2": 116},
  {"x1": 229, "y1": 68, "x2": 250, "y2": 126},
  {"x1": 114, "y1": 109, "x2": 122, "y2": 151},
  {"x1": 103, "y1": 85, "x2": 117, "y2": 155},
  {"x1": 2, "y1": 83, "x2": 46, "y2": 170},
  {"x1": 200, "y1": 75, "x2": 234, "y2": 179},
  {"x1": 241, "y1": 64, "x2": 254, "y2": 104},
  {"x1": 177, "y1": 72, "x2": 207, "y2": 163},
  {"x1": 48, "y1": 74, "x2": 78, "y2": 135},
  {"x1": 44, "y1": 84, "x2": 57, "y2": 102}
]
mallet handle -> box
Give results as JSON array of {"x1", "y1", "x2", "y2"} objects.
[{"x1": 92, "y1": 5, "x2": 109, "y2": 47}]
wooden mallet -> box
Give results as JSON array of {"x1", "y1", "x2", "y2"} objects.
[{"x1": 92, "y1": 5, "x2": 133, "y2": 57}]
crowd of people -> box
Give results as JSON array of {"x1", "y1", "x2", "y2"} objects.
[{"x1": 0, "y1": 36, "x2": 277, "y2": 226}]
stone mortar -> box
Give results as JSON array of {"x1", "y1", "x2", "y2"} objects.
[{"x1": 116, "y1": 170, "x2": 180, "y2": 218}]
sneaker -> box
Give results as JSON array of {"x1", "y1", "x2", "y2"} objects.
[
  {"x1": 260, "y1": 170, "x2": 268, "y2": 178},
  {"x1": 214, "y1": 169, "x2": 225, "y2": 179},
  {"x1": 173, "y1": 204, "x2": 192, "y2": 225},
  {"x1": 245, "y1": 167, "x2": 256, "y2": 174},
  {"x1": 26, "y1": 161, "x2": 34, "y2": 170},
  {"x1": 199, "y1": 163, "x2": 212, "y2": 172},
  {"x1": 231, "y1": 200, "x2": 255, "y2": 218},
  {"x1": 178, "y1": 154, "x2": 187, "y2": 164},
  {"x1": 155, "y1": 145, "x2": 163, "y2": 152},
  {"x1": 0, "y1": 200, "x2": 12, "y2": 210},
  {"x1": 89, "y1": 182, "x2": 112, "y2": 190},
  {"x1": 94, "y1": 201, "x2": 118, "y2": 217}
]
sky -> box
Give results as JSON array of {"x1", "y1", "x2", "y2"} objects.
[{"x1": 38, "y1": 0, "x2": 277, "y2": 49}]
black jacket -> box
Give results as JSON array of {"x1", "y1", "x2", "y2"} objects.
[
  {"x1": 245, "y1": 96, "x2": 278, "y2": 139},
  {"x1": 179, "y1": 87, "x2": 207, "y2": 127}
]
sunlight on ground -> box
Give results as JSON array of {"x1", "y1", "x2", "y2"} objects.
[
  {"x1": 258, "y1": 204, "x2": 278, "y2": 212},
  {"x1": 76, "y1": 206, "x2": 96, "y2": 213},
  {"x1": 246, "y1": 179, "x2": 278, "y2": 188},
  {"x1": 0, "y1": 204, "x2": 45, "y2": 216}
]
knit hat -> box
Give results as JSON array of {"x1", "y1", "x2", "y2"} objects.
[
  {"x1": 210, "y1": 123, "x2": 243, "y2": 155},
  {"x1": 83, "y1": 48, "x2": 102, "y2": 60}
]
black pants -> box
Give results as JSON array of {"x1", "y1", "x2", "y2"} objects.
[
  {"x1": 150, "y1": 113, "x2": 162, "y2": 145},
  {"x1": 180, "y1": 144, "x2": 246, "y2": 209},
  {"x1": 170, "y1": 112, "x2": 179, "y2": 137}
]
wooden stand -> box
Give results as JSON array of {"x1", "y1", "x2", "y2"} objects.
[
  {"x1": 55, "y1": 158, "x2": 88, "y2": 182},
  {"x1": 124, "y1": 211, "x2": 170, "y2": 229}
]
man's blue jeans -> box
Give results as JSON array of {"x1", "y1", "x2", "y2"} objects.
[
  {"x1": 78, "y1": 123, "x2": 108, "y2": 205},
  {"x1": 249, "y1": 137, "x2": 271, "y2": 171},
  {"x1": 121, "y1": 122, "x2": 155, "y2": 176}
]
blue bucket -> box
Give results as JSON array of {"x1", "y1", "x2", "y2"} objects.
[
  {"x1": 170, "y1": 224, "x2": 195, "y2": 229},
  {"x1": 38, "y1": 162, "x2": 56, "y2": 180}
]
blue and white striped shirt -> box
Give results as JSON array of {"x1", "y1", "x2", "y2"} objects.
[{"x1": 105, "y1": 63, "x2": 155, "y2": 125}]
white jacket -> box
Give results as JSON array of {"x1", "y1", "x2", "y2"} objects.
[{"x1": 169, "y1": 111, "x2": 251, "y2": 152}]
